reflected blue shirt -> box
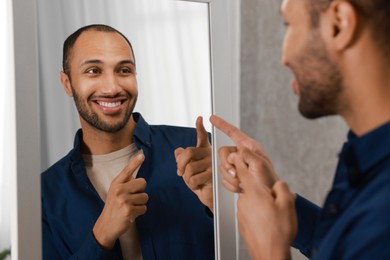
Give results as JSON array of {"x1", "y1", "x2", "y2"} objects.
[
  {"x1": 41, "y1": 113, "x2": 214, "y2": 260},
  {"x1": 293, "y1": 121, "x2": 390, "y2": 259}
]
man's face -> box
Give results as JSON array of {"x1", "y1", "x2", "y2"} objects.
[
  {"x1": 280, "y1": 0, "x2": 343, "y2": 119},
  {"x1": 64, "y1": 30, "x2": 138, "y2": 133}
]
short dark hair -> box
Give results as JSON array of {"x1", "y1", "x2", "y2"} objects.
[
  {"x1": 307, "y1": 0, "x2": 390, "y2": 56},
  {"x1": 62, "y1": 24, "x2": 136, "y2": 76}
]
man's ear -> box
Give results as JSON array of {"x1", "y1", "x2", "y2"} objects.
[
  {"x1": 321, "y1": 0, "x2": 358, "y2": 51},
  {"x1": 60, "y1": 71, "x2": 73, "y2": 97}
]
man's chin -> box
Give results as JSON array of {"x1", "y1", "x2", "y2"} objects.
[
  {"x1": 86, "y1": 119, "x2": 129, "y2": 133},
  {"x1": 298, "y1": 105, "x2": 337, "y2": 119}
]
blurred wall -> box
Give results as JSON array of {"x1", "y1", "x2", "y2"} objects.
[{"x1": 240, "y1": 0, "x2": 348, "y2": 259}]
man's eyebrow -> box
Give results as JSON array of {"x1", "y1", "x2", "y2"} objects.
[
  {"x1": 118, "y1": 60, "x2": 135, "y2": 66},
  {"x1": 79, "y1": 59, "x2": 135, "y2": 67},
  {"x1": 80, "y1": 59, "x2": 102, "y2": 67}
]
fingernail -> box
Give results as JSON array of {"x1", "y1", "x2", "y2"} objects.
[
  {"x1": 228, "y1": 168, "x2": 236, "y2": 178},
  {"x1": 177, "y1": 170, "x2": 181, "y2": 176},
  {"x1": 136, "y1": 153, "x2": 144, "y2": 161}
]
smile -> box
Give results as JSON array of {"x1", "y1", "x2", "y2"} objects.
[{"x1": 97, "y1": 101, "x2": 122, "y2": 108}]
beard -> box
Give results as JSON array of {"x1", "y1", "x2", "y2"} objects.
[
  {"x1": 290, "y1": 31, "x2": 343, "y2": 119},
  {"x1": 70, "y1": 84, "x2": 135, "y2": 133}
]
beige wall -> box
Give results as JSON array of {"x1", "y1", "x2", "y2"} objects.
[{"x1": 240, "y1": 0, "x2": 348, "y2": 258}]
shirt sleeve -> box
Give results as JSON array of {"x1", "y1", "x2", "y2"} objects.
[
  {"x1": 68, "y1": 232, "x2": 122, "y2": 260},
  {"x1": 291, "y1": 194, "x2": 321, "y2": 258},
  {"x1": 42, "y1": 214, "x2": 62, "y2": 259},
  {"x1": 42, "y1": 208, "x2": 122, "y2": 260}
]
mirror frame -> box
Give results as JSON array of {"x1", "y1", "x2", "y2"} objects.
[
  {"x1": 181, "y1": 1, "x2": 240, "y2": 259},
  {"x1": 11, "y1": 0, "x2": 239, "y2": 259},
  {"x1": 12, "y1": 0, "x2": 41, "y2": 259}
]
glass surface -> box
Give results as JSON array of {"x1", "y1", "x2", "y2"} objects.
[
  {"x1": 37, "y1": 0, "x2": 211, "y2": 169},
  {"x1": 36, "y1": 0, "x2": 215, "y2": 258}
]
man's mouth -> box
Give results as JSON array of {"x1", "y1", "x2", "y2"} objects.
[
  {"x1": 97, "y1": 101, "x2": 122, "y2": 108},
  {"x1": 291, "y1": 79, "x2": 300, "y2": 96}
]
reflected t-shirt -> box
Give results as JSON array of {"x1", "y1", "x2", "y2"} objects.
[{"x1": 83, "y1": 143, "x2": 143, "y2": 260}]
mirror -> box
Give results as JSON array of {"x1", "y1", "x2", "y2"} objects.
[
  {"x1": 12, "y1": 0, "x2": 239, "y2": 258},
  {"x1": 37, "y1": 0, "x2": 212, "y2": 169}
]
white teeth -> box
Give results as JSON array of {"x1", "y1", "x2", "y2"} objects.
[{"x1": 97, "y1": 101, "x2": 121, "y2": 108}]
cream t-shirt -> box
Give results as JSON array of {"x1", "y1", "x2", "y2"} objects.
[{"x1": 82, "y1": 143, "x2": 143, "y2": 260}]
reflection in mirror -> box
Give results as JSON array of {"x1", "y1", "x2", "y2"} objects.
[
  {"x1": 37, "y1": 0, "x2": 215, "y2": 259},
  {"x1": 37, "y1": 0, "x2": 211, "y2": 168}
]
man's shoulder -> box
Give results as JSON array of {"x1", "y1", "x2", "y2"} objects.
[
  {"x1": 150, "y1": 124, "x2": 196, "y2": 134},
  {"x1": 149, "y1": 124, "x2": 198, "y2": 144}
]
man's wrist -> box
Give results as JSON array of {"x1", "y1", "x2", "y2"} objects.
[
  {"x1": 271, "y1": 245, "x2": 291, "y2": 260},
  {"x1": 92, "y1": 223, "x2": 115, "y2": 250}
]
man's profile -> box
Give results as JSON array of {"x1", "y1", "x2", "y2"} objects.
[{"x1": 211, "y1": 0, "x2": 390, "y2": 259}]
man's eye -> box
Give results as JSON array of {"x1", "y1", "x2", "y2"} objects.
[
  {"x1": 86, "y1": 68, "x2": 100, "y2": 74},
  {"x1": 118, "y1": 67, "x2": 132, "y2": 74}
]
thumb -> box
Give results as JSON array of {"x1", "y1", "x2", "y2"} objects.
[
  {"x1": 196, "y1": 116, "x2": 209, "y2": 148},
  {"x1": 273, "y1": 181, "x2": 294, "y2": 208},
  {"x1": 115, "y1": 152, "x2": 144, "y2": 183}
]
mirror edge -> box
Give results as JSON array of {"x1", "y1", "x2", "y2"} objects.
[
  {"x1": 209, "y1": 0, "x2": 241, "y2": 259},
  {"x1": 181, "y1": 0, "x2": 241, "y2": 258},
  {"x1": 12, "y1": 0, "x2": 42, "y2": 259}
]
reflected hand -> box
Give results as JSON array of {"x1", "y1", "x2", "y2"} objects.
[
  {"x1": 175, "y1": 116, "x2": 213, "y2": 212},
  {"x1": 93, "y1": 153, "x2": 149, "y2": 249},
  {"x1": 231, "y1": 151, "x2": 297, "y2": 259},
  {"x1": 209, "y1": 115, "x2": 278, "y2": 192}
]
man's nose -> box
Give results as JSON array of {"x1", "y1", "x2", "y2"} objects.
[{"x1": 101, "y1": 73, "x2": 121, "y2": 96}]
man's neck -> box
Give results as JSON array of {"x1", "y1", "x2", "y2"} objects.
[
  {"x1": 338, "y1": 38, "x2": 390, "y2": 136},
  {"x1": 80, "y1": 116, "x2": 137, "y2": 155}
]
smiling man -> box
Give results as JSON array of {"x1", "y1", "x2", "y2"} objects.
[
  {"x1": 41, "y1": 24, "x2": 214, "y2": 260},
  {"x1": 211, "y1": 0, "x2": 390, "y2": 259}
]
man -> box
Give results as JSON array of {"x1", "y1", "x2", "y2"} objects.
[
  {"x1": 41, "y1": 24, "x2": 214, "y2": 260},
  {"x1": 211, "y1": 0, "x2": 390, "y2": 259}
]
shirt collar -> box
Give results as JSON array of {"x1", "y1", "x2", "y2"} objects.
[
  {"x1": 72, "y1": 112, "x2": 152, "y2": 156},
  {"x1": 132, "y1": 112, "x2": 152, "y2": 148},
  {"x1": 340, "y1": 120, "x2": 390, "y2": 187}
]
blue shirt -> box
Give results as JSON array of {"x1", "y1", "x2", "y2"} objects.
[
  {"x1": 293, "y1": 121, "x2": 390, "y2": 259},
  {"x1": 41, "y1": 113, "x2": 214, "y2": 260}
]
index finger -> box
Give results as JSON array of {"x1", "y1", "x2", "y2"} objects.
[
  {"x1": 115, "y1": 152, "x2": 145, "y2": 183},
  {"x1": 209, "y1": 115, "x2": 250, "y2": 148}
]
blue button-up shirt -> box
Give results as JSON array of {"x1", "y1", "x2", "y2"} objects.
[
  {"x1": 293, "y1": 121, "x2": 390, "y2": 259},
  {"x1": 41, "y1": 113, "x2": 214, "y2": 260}
]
